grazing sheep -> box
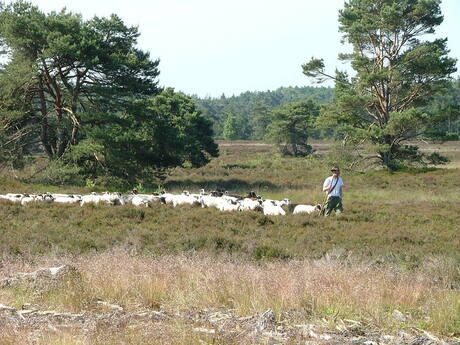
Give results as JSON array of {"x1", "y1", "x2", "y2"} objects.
[
  {"x1": 262, "y1": 200, "x2": 286, "y2": 216},
  {"x1": 4, "y1": 193, "x2": 24, "y2": 203},
  {"x1": 217, "y1": 199, "x2": 241, "y2": 212},
  {"x1": 239, "y1": 198, "x2": 263, "y2": 212},
  {"x1": 200, "y1": 195, "x2": 224, "y2": 209},
  {"x1": 172, "y1": 191, "x2": 201, "y2": 207},
  {"x1": 131, "y1": 194, "x2": 165, "y2": 207},
  {"x1": 20, "y1": 194, "x2": 38, "y2": 205},
  {"x1": 53, "y1": 195, "x2": 80, "y2": 204},
  {"x1": 80, "y1": 192, "x2": 121, "y2": 206},
  {"x1": 293, "y1": 204, "x2": 322, "y2": 215}
]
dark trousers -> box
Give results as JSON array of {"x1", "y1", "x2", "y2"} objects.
[{"x1": 323, "y1": 196, "x2": 343, "y2": 216}]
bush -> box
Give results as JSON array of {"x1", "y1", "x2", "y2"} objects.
[
  {"x1": 253, "y1": 246, "x2": 290, "y2": 260},
  {"x1": 29, "y1": 160, "x2": 84, "y2": 186}
]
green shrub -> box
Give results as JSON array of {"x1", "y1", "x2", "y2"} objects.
[{"x1": 253, "y1": 246, "x2": 290, "y2": 260}]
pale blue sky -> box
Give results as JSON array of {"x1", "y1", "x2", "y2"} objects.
[{"x1": 5, "y1": 0, "x2": 460, "y2": 97}]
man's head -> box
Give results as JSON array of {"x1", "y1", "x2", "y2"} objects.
[{"x1": 331, "y1": 166, "x2": 340, "y2": 177}]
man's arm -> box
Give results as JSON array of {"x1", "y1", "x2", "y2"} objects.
[{"x1": 322, "y1": 178, "x2": 331, "y2": 192}]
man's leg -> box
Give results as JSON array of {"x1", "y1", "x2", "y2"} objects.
[
  {"x1": 323, "y1": 197, "x2": 339, "y2": 217},
  {"x1": 335, "y1": 198, "x2": 343, "y2": 215}
]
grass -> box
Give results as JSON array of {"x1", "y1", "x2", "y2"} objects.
[
  {"x1": 0, "y1": 186, "x2": 459, "y2": 266},
  {"x1": 1, "y1": 141, "x2": 459, "y2": 264},
  {"x1": 0, "y1": 252, "x2": 459, "y2": 334},
  {"x1": 1, "y1": 140, "x2": 460, "y2": 342}
]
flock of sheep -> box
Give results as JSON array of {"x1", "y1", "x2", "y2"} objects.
[{"x1": 0, "y1": 190, "x2": 323, "y2": 216}]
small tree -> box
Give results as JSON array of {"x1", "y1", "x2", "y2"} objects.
[
  {"x1": 222, "y1": 112, "x2": 252, "y2": 140},
  {"x1": 303, "y1": 0, "x2": 457, "y2": 170},
  {"x1": 265, "y1": 100, "x2": 318, "y2": 157},
  {"x1": 222, "y1": 113, "x2": 240, "y2": 140}
]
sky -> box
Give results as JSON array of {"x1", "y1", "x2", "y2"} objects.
[{"x1": 4, "y1": 0, "x2": 460, "y2": 97}]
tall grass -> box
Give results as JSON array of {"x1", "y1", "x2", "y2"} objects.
[{"x1": 1, "y1": 252, "x2": 459, "y2": 334}]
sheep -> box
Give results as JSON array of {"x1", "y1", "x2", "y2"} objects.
[
  {"x1": 172, "y1": 191, "x2": 201, "y2": 207},
  {"x1": 20, "y1": 193, "x2": 57, "y2": 205},
  {"x1": 20, "y1": 194, "x2": 38, "y2": 205},
  {"x1": 4, "y1": 193, "x2": 24, "y2": 203},
  {"x1": 131, "y1": 195, "x2": 150, "y2": 207},
  {"x1": 239, "y1": 198, "x2": 263, "y2": 212},
  {"x1": 1, "y1": 188, "x2": 302, "y2": 219},
  {"x1": 41, "y1": 193, "x2": 56, "y2": 203},
  {"x1": 131, "y1": 194, "x2": 165, "y2": 207},
  {"x1": 80, "y1": 192, "x2": 121, "y2": 206},
  {"x1": 53, "y1": 195, "x2": 81, "y2": 204},
  {"x1": 245, "y1": 191, "x2": 259, "y2": 199},
  {"x1": 200, "y1": 195, "x2": 224, "y2": 209},
  {"x1": 262, "y1": 200, "x2": 286, "y2": 216},
  {"x1": 161, "y1": 192, "x2": 178, "y2": 205},
  {"x1": 217, "y1": 199, "x2": 241, "y2": 212},
  {"x1": 293, "y1": 204, "x2": 322, "y2": 215},
  {"x1": 222, "y1": 194, "x2": 240, "y2": 203}
]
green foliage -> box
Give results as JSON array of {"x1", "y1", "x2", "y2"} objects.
[
  {"x1": 0, "y1": 2, "x2": 161, "y2": 160},
  {"x1": 0, "y1": 52, "x2": 38, "y2": 169},
  {"x1": 0, "y1": 2, "x2": 218, "y2": 183},
  {"x1": 426, "y1": 152, "x2": 450, "y2": 166},
  {"x1": 222, "y1": 113, "x2": 238, "y2": 140},
  {"x1": 303, "y1": 0, "x2": 457, "y2": 170},
  {"x1": 425, "y1": 78, "x2": 460, "y2": 140},
  {"x1": 194, "y1": 86, "x2": 333, "y2": 139},
  {"x1": 29, "y1": 160, "x2": 84, "y2": 186},
  {"x1": 66, "y1": 88, "x2": 219, "y2": 184},
  {"x1": 222, "y1": 112, "x2": 252, "y2": 140},
  {"x1": 265, "y1": 100, "x2": 319, "y2": 156},
  {"x1": 253, "y1": 246, "x2": 290, "y2": 260},
  {"x1": 250, "y1": 104, "x2": 272, "y2": 140}
]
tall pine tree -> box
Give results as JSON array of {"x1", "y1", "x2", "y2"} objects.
[{"x1": 303, "y1": 0, "x2": 457, "y2": 169}]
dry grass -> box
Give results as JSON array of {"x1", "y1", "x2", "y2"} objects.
[{"x1": 1, "y1": 251, "x2": 459, "y2": 335}]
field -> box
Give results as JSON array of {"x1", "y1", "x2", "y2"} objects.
[{"x1": 1, "y1": 141, "x2": 460, "y2": 344}]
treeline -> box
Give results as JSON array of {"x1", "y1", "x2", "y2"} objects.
[
  {"x1": 194, "y1": 86, "x2": 334, "y2": 140},
  {"x1": 426, "y1": 78, "x2": 460, "y2": 139},
  {"x1": 194, "y1": 80, "x2": 460, "y2": 143},
  {"x1": 1, "y1": 0, "x2": 460, "y2": 181}
]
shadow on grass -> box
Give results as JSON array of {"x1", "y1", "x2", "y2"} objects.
[{"x1": 164, "y1": 178, "x2": 292, "y2": 192}]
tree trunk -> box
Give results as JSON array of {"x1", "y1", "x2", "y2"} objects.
[{"x1": 38, "y1": 83, "x2": 53, "y2": 158}]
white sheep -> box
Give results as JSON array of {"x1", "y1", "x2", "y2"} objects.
[
  {"x1": 200, "y1": 195, "x2": 223, "y2": 209},
  {"x1": 20, "y1": 194, "x2": 38, "y2": 205},
  {"x1": 262, "y1": 199, "x2": 287, "y2": 216},
  {"x1": 80, "y1": 192, "x2": 121, "y2": 206},
  {"x1": 172, "y1": 191, "x2": 201, "y2": 207},
  {"x1": 293, "y1": 204, "x2": 322, "y2": 215},
  {"x1": 217, "y1": 199, "x2": 241, "y2": 212},
  {"x1": 53, "y1": 195, "x2": 81, "y2": 204},
  {"x1": 239, "y1": 198, "x2": 263, "y2": 212}
]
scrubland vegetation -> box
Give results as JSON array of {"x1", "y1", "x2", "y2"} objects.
[
  {"x1": 1, "y1": 0, "x2": 460, "y2": 343},
  {"x1": 1, "y1": 141, "x2": 460, "y2": 344}
]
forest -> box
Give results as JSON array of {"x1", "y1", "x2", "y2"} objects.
[{"x1": 194, "y1": 80, "x2": 460, "y2": 142}]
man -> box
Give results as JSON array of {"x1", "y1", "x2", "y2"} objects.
[{"x1": 322, "y1": 166, "x2": 344, "y2": 216}]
